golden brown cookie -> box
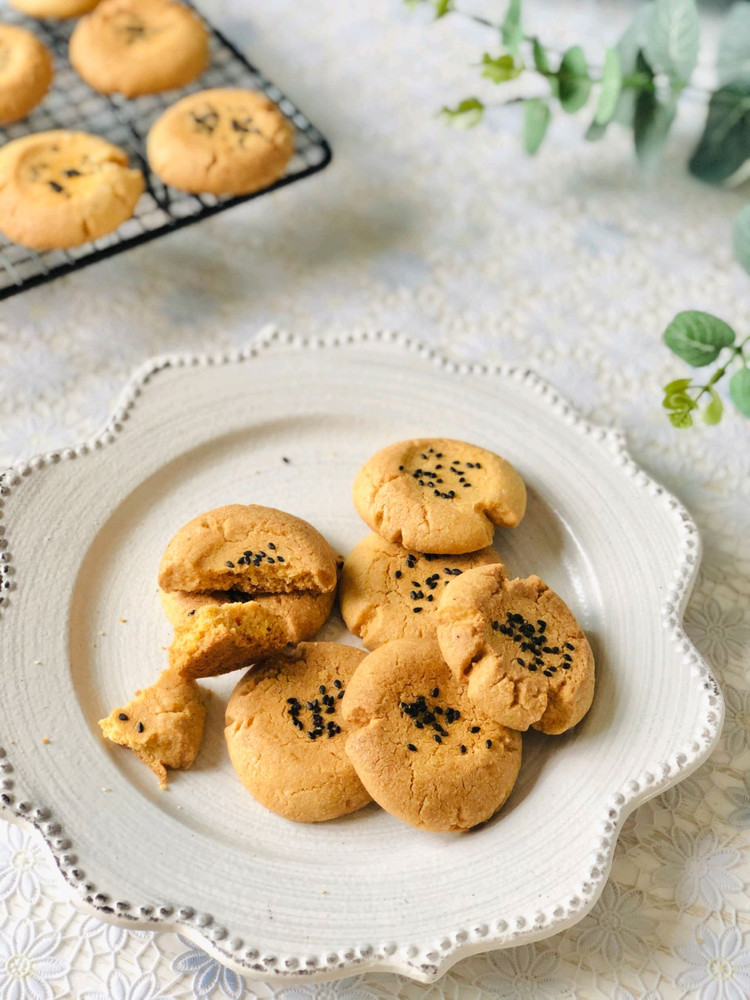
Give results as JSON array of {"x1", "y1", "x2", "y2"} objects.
[
  {"x1": 437, "y1": 563, "x2": 595, "y2": 734},
  {"x1": 69, "y1": 0, "x2": 209, "y2": 97},
  {"x1": 0, "y1": 25, "x2": 53, "y2": 126},
  {"x1": 158, "y1": 504, "x2": 338, "y2": 595},
  {"x1": 352, "y1": 438, "x2": 527, "y2": 554},
  {"x1": 146, "y1": 88, "x2": 294, "y2": 195},
  {"x1": 9, "y1": 0, "x2": 100, "y2": 17},
  {"x1": 225, "y1": 642, "x2": 371, "y2": 823},
  {"x1": 161, "y1": 587, "x2": 336, "y2": 679},
  {"x1": 342, "y1": 639, "x2": 522, "y2": 832},
  {"x1": 0, "y1": 130, "x2": 144, "y2": 250},
  {"x1": 339, "y1": 533, "x2": 503, "y2": 649},
  {"x1": 99, "y1": 669, "x2": 207, "y2": 789}
]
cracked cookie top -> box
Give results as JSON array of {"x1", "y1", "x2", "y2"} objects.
[
  {"x1": 352, "y1": 438, "x2": 527, "y2": 554},
  {"x1": 341, "y1": 638, "x2": 522, "y2": 832},
  {"x1": 437, "y1": 562, "x2": 595, "y2": 734},
  {"x1": 339, "y1": 532, "x2": 504, "y2": 649},
  {"x1": 157, "y1": 504, "x2": 338, "y2": 596}
]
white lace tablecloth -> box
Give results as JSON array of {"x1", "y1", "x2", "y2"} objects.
[{"x1": 1, "y1": 2, "x2": 749, "y2": 998}]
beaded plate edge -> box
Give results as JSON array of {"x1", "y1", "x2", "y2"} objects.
[{"x1": 0, "y1": 326, "x2": 724, "y2": 984}]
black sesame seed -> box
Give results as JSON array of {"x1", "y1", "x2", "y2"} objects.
[
  {"x1": 408, "y1": 744, "x2": 417, "y2": 752},
  {"x1": 562, "y1": 663, "x2": 571, "y2": 670},
  {"x1": 187, "y1": 610, "x2": 195, "y2": 616},
  {"x1": 538, "y1": 620, "x2": 547, "y2": 630},
  {"x1": 471, "y1": 726, "x2": 480, "y2": 733},
  {"x1": 564, "y1": 642, "x2": 575, "y2": 650},
  {"x1": 287, "y1": 698, "x2": 298, "y2": 704},
  {"x1": 137, "y1": 722, "x2": 144, "y2": 733},
  {"x1": 395, "y1": 570, "x2": 402, "y2": 579},
  {"x1": 434, "y1": 735, "x2": 442, "y2": 744},
  {"x1": 460, "y1": 745, "x2": 467, "y2": 754},
  {"x1": 427, "y1": 595, "x2": 434, "y2": 602},
  {"x1": 435, "y1": 464, "x2": 442, "y2": 469},
  {"x1": 431, "y1": 687, "x2": 439, "y2": 698},
  {"x1": 413, "y1": 607, "x2": 422, "y2": 613},
  {"x1": 543, "y1": 669, "x2": 553, "y2": 677},
  {"x1": 326, "y1": 706, "x2": 336, "y2": 714},
  {"x1": 528, "y1": 664, "x2": 538, "y2": 671},
  {"x1": 415, "y1": 721, "x2": 424, "y2": 729},
  {"x1": 334, "y1": 679, "x2": 342, "y2": 689},
  {"x1": 282, "y1": 456, "x2": 290, "y2": 463},
  {"x1": 485, "y1": 739, "x2": 492, "y2": 748},
  {"x1": 267, "y1": 557, "x2": 275, "y2": 564},
  {"x1": 517, "y1": 658, "x2": 525, "y2": 666},
  {"x1": 277, "y1": 556, "x2": 285, "y2": 562},
  {"x1": 563, "y1": 654, "x2": 572, "y2": 662},
  {"x1": 48, "y1": 180, "x2": 64, "y2": 192},
  {"x1": 399, "y1": 465, "x2": 404, "y2": 470},
  {"x1": 225, "y1": 561, "x2": 235, "y2": 568},
  {"x1": 118, "y1": 713, "x2": 128, "y2": 721},
  {"x1": 338, "y1": 691, "x2": 344, "y2": 699},
  {"x1": 63, "y1": 168, "x2": 81, "y2": 177},
  {"x1": 319, "y1": 685, "x2": 326, "y2": 694}
]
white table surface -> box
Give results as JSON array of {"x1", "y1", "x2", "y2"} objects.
[{"x1": 1, "y1": 2, "x2": 749, "y2": 998}]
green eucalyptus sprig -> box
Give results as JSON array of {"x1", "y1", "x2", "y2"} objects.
[
  {"x1": 410, "y1": 0, "x2": 750, "y2": 429},
  {"x1": 662, "y1": 313, "x2": 750, "y2": 427}
]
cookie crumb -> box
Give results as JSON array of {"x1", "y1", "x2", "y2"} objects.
[
  {"x1": 119, "y1": 617, "x2": 127, "y2": 623},
  {"x1": 102, "y1": 787, "x2": 111, "y2": 793},
  {"x1": 33, "y1": 659, "x2": 42, "y2": 665},
  {"x1": 41, "y1": 737, "x2": 50, "y2": 745},
  {"x1": 282, "y1": 456, "x2": 291, "y2": 464}
]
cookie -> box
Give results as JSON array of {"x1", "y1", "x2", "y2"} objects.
[
  {"x1": 339, "y1": 533, "x2": 503, "y2": 649},
  {"x1": 352, "y1": 438, "x2": 527, "y2": 554},
  {"x1": 225, "y1": 642, "x2": 372, "y2": 823},
  {"x1": 146, "y1": 88, "x2": 294, "y2": 195},
  {"x1": 158, "y1": 504, "x2": 338, "y2": 596},
  {"x1": 0, "y1": 130, "x2": 144, "y2": 250},
  {"x1": 437, "y1": 563, "x2": 595, "y2": 734},
  {"x1": 69, "y1": 0, "x2": 209, "y2": 97},
  {"x1": 161, "y1": 587, "x2": 336, "y2": 679},
  {"x1": 342, "y1": 639, "x2": 522, "y2": 832},
  {"x1": 0, "y1": 25, "x2": 53, "y2": 126},
  {"x1": 9, "y1": 0, "x2": 100, "y2": 18},
  {"x1": 99, "y1": 669, "x2": 207, "y2": 789}
]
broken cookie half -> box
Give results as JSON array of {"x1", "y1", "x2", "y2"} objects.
[
  {"x1": 99, "y1": 668, "x2": 207, "y2": 789},
  {"x1": 158, "y1": 504, "x2": 339, "y2": 678}
]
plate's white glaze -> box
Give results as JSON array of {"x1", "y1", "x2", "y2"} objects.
[{"x1": 0, "y1": 329, "x2": 723, "y2": 984}]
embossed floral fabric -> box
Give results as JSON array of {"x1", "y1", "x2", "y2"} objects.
[{"x1": 1, "y1": 1, "x2": 749, "y2": 998}]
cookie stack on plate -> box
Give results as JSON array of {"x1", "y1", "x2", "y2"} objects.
[
  {"x1": 99, "y1": 437, "x2": 595, "y2": 834},
  {"x1": 0, "y1": 0, "x2": 294, "y2": 249}
]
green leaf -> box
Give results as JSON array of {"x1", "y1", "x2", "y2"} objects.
[
  {"x1": 481, "y1": 53, "x2": 522, "y2": 84},
  {"x1": 703, "y1": 388, "x2": 724, "y2": 425},
  {"x1": 617, "y1": 3, "x2": 655, "y2": 75},
  {"x1": 501, "y1": 0, "x2": 523, "y2": 57},
  {"x1": 732, "y1": 203, "x2": 750, "y2": 276},
  {"x1": 729, "y1": 367, "x2": 750, "y2": 416},
  {"x1": 664, "y1": 378, "x2": 693, "y2": 393},
  {"x1": 717, "y1": 3, "x2": 750, "y2": 86},
  {"x1": 595, "y1": 47, "x2": 623, "y2": 125},
  {"x1": 663, "y1": 310, "x2": 737, "y2": 366},
  {"x1": 689, "y1": 82, "x2": 750, "y2": 184},
  {"x1": 434, "y1": 0, "x2": 453, "y2": 17},
  {"x1": 523, "y1": 99, "x2": 550, "y2": 154},
  {"x1": 663, "y1": 390, "x2": 696, "y2": 411},
  {"x1": 558, "y1": 46, "x2": 592, "y2": 113},
  {"x1": 634, "y1": 89, "x2": 676, "y2": 166},
  {"x1": 585, "y1": 120, "x2": 608, "y2": 142},
  {"x1": 533, "y1": 37, "x2": 551, "y2": 74},
  {"x1": 669, "y1": 409, "x2": 694, "y2": 428},
  {"x1": 644, "y1": 0, "x2": 699, "y2": 83},
  {"x1": 439, "y1": 97, "x2": 484, "y2": 128}
]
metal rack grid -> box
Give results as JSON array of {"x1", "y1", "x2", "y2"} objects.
[{"x1": 0, "y1": 3, "x2": 332, "y2": 300}]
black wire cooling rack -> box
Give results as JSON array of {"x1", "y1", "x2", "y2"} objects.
[{"x1": 0, "y1": 3, "x2": 332, "y2": 300}]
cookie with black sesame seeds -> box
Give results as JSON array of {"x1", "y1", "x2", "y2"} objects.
[
  {"x1": 161, "y1": 587, "x2": 336, "y2": 679},
  {"x1": 225, "y1": 642, "x2": 371, "y2": 823},
  {"x1": 0, "y1": 25, "x2": 53, "y2": 126},
  {"x1": 99, "y1": 668, "x2": 207, "y2": 789},
  {"x1": 0, "y1": 130, "x2": 144, "y2": 250},
  {"x1": 69, "y1": 0, "x2": 208, "y2": 97},
  {"x1": 9, "y1": 0, "x2": 100, "y2": 17},
  {"x1": 352, "y1": 438, "x2": 527, "y2": 555},
  {"x1": 146, "y1": 88, "x2": 294, "y2": 195},
  {"x1": 437, "y1": 562, "x2": 595, "y2": 734},
  {"x1": 339, "y1": 533, "x2": 504, "y2": 650},
  {"x1": 158, "y1": 504, "x2": 338, "y2": 596},
  {"x1": 341, "y1": 638, "x2": 522, "y2": 832}
]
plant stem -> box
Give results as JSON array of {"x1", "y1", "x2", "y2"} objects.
[{"x1": 691, "y1": 336, "x2": 750, "y2": 404}]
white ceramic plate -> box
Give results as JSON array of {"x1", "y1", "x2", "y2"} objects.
[{"x1": 0, "y1": 330, "x2": 722, "y2": 984}]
